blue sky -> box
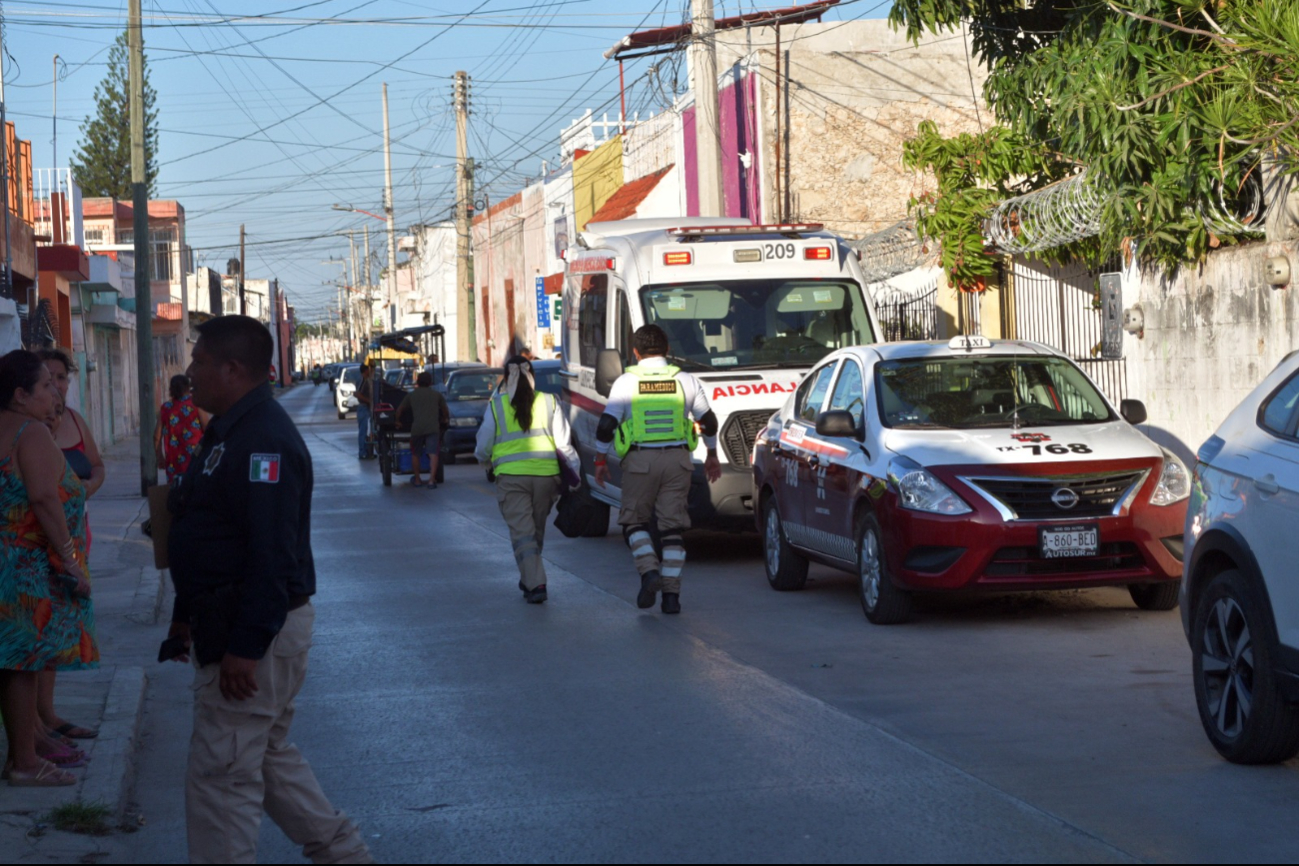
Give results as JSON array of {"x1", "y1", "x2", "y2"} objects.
[{"x1": 2, "y1": 0, "x2": 886, "y2": 322}]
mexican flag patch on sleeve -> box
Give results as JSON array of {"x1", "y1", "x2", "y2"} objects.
[{"x1": 250, "y1": 453, "x2": 281, "y2": 483}]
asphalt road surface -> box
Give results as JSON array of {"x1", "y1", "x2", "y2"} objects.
[{"x1": 121, "y1": 385, "x2": 1299, "y2": 863}]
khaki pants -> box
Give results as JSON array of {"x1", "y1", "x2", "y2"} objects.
[
  {"x1": 618, "y1": 447, "x2": 692, "y2": 593},
  {"x1": 186, "y1": 605, "x2": 372, "y2": 865},
  {"x1": 495, "y1": 473, "x2": 562, "y2": 591}
]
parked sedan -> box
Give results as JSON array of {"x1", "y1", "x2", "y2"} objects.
[
  {"x1": 753, "y1": 337, "x2": 1190, "y2": 624},
  {"x1": 333, "y1": 364, "x2": 361, "y2": 419},
  {"x1": 436, "y1": 367, "x2": 503, "y2": 463},
  {"x1": 1182, "y1": 350, "x2": 1299, "y2": 764}
]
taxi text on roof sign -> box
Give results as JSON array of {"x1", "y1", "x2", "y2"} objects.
[{"x1": 948, "y1": 335, "x2": 993, "y2": 352}]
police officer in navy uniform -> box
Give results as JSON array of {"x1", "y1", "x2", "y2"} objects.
[
  {"x1": 594, "y1": 324, "x2": 721, "y2": 614},
  {"x1": 166, "y1": 315, "x2": 372, "y2": 865}
]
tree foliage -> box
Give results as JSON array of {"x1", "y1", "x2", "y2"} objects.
[
  {"x1": 71, "y1": 31, "x2": 159, "y2": 199},
  {"x1": 889, "y1": 0, "x2": 1299, "y2": 278}
]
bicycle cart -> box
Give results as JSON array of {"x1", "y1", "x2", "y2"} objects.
[{"x1": 369, "y1": 324, "x2": 446, "y2": 488}]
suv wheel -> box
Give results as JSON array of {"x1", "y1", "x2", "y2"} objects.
[
  {"x1": 1129, "y1": 582, "x2": 1180, "y2": 611},
  {"x1": 1192, "y1": 569, "x2": 1299, "y2": 764},
  {"x1": 857, "y1": 513, "x2": 912, "y2": 625},
  {"x1": 762, "y1": 497, "x2": 807, "y2": 591}
]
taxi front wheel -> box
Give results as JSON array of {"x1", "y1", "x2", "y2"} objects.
[
  {"x1": 762, "y1": 497, "x2": 807, "y2": 591},
  {"x1": 857, "y1": 513, "x2": 912, "y2": 625}
]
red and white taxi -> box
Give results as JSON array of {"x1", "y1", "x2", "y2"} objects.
[{"x1": 752, "y1": 337, "x2": 1190, "y2": 624}]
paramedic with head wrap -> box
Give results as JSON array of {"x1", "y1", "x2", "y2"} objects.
[
  {"x1": 593, "y1": 325, "x2": 721, "y2": 615},
  {"x1": 475, "y1": 355, "x2": 581, "y2": 604}
]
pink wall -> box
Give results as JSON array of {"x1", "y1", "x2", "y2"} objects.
[{"x1": 683, "y1": 69, "x2": 762, "y2": 222}]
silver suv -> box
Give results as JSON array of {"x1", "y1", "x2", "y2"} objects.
[{"x1": 1182, "y1": 351, "x2": 1299, "y2": 763}]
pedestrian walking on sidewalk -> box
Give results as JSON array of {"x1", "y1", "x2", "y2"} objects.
[
  {"x1": 0, "y1": 350, "x2": 96, "y2": 788},
  {"x1": 475, "y1": 355, "x2": 580, "y2": 604},
  {"x1": 165, "y1": 316, "x2": 373, "y2": 864},
  {"x1": 397, "y1": 371, "x2": 449, "y2": 488},
  {"x1": 593, "y1": 325, "x2": 721, "y2": 615},
  {"x1": 155, "y1": 374, "x2": 206, "y2": 482},
  {"x1": 356, "y1": 364, "x2": 374, "y2": 460}
]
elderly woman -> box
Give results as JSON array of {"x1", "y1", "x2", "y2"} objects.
[
  {"x1": 0, "y1": 350, "x2": 97, "y2": 787},
  {"x1": 38, "y1": 349, "x2": 105, "y2": 747}
]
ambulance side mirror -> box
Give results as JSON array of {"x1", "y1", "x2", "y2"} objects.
[
  {"x1": 595, "y1": 349, "x2": 623, "y2": 398},
  {"x1": 1120, "y1": 399, "x2": 1147, "y2": 426}
]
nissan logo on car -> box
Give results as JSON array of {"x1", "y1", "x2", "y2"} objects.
[{"x1": 1052, "y1": 487, "x2": 1081, "y2": 510}]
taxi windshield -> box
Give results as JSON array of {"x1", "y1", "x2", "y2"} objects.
[
  {"x1": 447, "y1": 371, "x2": 500, "y2": 400},
  {"x1": 877, "y1": 355, "x2": 1115, "y2": 429},
  {"x1": 640, "y1": 279, "x2": 874, "y2": 372}
]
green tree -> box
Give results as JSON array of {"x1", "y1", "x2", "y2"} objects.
[
  {"x1": 889, "y1": 0, "x2": 1299, "y2": 279},
  {"x1": 71, "y1": 30, "x2": 159, "y2": 199}
]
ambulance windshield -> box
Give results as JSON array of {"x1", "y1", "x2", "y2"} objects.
[{"x1": 640, "y1": 279, "x2": 875, "y2": 371}]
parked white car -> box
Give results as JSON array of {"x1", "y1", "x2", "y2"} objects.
[
  {"x1": 1182, "y1": 350, "x2": 1299, "y2": 763},
  {"x1": 334, "y1": 364, "x2": 361, "y2": 420}
]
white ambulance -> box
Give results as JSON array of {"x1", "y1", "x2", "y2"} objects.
[{"x1": 558, "y1": 218, "x2": 882, "y2": 534}]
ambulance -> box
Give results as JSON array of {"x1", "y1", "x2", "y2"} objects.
[{"x1": 558, "y1": 218, "x2": 882, "y2": 534}]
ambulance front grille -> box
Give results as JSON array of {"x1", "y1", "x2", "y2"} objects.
[{"x1": 722, "y1": 411, "x2": 775, "y2": 466}]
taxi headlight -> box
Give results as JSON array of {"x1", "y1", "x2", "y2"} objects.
[
  {"x1": 450, "y1": 416, "x2": 479, "y2": 427},
  {"x1": 891, "y1": 464, "x2": 972, "y2": 516},
  {"x1": 1152, "y1": 448, "x2": 1191, "y2": 506}
]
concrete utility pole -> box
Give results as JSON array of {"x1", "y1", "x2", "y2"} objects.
[
  {"x1": 454, "y1": 71, "x2": 472, "y2": 361},
  {"x1": 348, "y1": 230, "x2": 358, "y2": 358},
  {"x1": 129, "y1": 0, "x2": 157, "y2": 495},
  {"x1": 690, "y1": 0, "x2": 724, "y2": 217},
  {"x1": 363, "y1": 225, "x2": 372, "y2": 344},
  {"x1": 382, "y1": 83, "x2": 399, "y2": 333},
  {"x1": 238, "y1": 224, "x2": 247, "y2": 315},
  {"x1": 1, "y1": 7, "x2": 12, "y2": 302}
]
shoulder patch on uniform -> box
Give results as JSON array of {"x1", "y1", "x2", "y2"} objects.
[
  {"x1": 639, "y1": 381, "x2": 678, "y2": 394},
  {"x1": 250, "y1": 453, "x2": 281, "y2": 483}
]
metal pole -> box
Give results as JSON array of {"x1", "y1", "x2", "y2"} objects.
[
  {"x1": 690, "y1": 0, "x2": 723, "y2": 217},
  {"x1": 238, "y1": 223, "x2": 246, "y2": 315},
  {"x1": 0, "y1": 3, "x2": 13, "y2": 302},
  {"x1": 382, "y1": 83, "x2": 399, "y2": 333},
  {"x1": 129, "y1": 0, "x2": 157, "y2": 495},
  {"x1": 51, "y1": 54, "x2": 58, "y2": 183},
  {"x1": 348, "y1": 231, "x2": 358, "y2": 359},
  {"x1": 774, "y1": 23, "x2": 782, "y2": 223},
  {"x1": 363, "y1": 224, "x2": 371, "y2": 347},
  {"x1": 454, "y1": 71, "x2": 471, "y2": 361}
]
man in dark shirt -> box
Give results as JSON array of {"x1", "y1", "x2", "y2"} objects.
[{"x1": 167, "y1": 315, "x2": 372, "y2": 865}]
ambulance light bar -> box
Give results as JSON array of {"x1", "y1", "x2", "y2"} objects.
[
  {"x1": 663, "y1": 251, "x2": 693, "y2": 266},
  {"x1": 667, "y1": 223, "x2": 824, "y2": 237},
  {"x1": 804, "y1": 246, "x2": 833, "y2": 261}
]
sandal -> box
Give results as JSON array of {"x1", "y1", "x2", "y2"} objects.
[
  {"x1": 36, "y1": 742, "x2": 88, "y2": 768},
  {"x1": 409, "y1": 478, "x2": 425, "y2": 487},
  {"x1": 52, "y1": 722, "x2": 98, "y2": 740},
  {"x1": 8, "y1": 761, "x2": 77, "y2": 788}
]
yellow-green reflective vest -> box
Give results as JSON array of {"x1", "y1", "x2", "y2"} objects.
[
  {"x1": 489, "y1": 392, "x2": 560, "y2": 476},
  {"x1": 614, "y1": 364, "x2": 698, "y2": 459}
]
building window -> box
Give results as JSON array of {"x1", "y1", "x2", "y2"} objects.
[
  {"x1": 151, "y1": 228, "x2": 175, "y2": 283},
  {"x1": 83, "y1": 228, "x2": 104, "y2": 246}
]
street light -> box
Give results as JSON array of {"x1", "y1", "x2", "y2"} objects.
[{"x1": 332, "y1": 203, "x2": 386, "y2": 222}]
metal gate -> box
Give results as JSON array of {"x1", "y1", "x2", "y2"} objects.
[{"x1": 1010, "y1": 258, "x2": 1128, "y2": 405}]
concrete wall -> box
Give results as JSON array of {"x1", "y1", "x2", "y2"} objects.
[
  {"x1": 716, "y1": 20, "x2": 988, "y2": 238},
  {"x1": 1124, "y1": 239, "x2": 1299, "y2": 461},
  {"x1": 573, "y1": 136, "x2": 625, "y2": 231},
  {"x1": 683, "y1": 67, "x2": 763, "y2": 221},
  {"x1": 412, "y1": 223, "x2": 459, "y2": 361},
  {"x1": 623, "y1": 109, "x2": 678, "y2": 187}
]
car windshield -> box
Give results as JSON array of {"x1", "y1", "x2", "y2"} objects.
[
  {"x1": 448, "y1": 371, "x2": 500, "y2": 400},
  {"x1": 341, "y1": 367, "x2": 361, "y2": 386},
  {"x1": 876, "y1": 355, "x2": 1114, "y2": 429},
  {"x1": 534, "y1": 368, "x2": 562, "y2": 395},
  {"x1": 640, "y1": 278, "x2": 874, "y2": 372}
]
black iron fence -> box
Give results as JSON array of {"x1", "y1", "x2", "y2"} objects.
[{"x1": 875, "y1": 287, "x2": 939, "y2": 342}]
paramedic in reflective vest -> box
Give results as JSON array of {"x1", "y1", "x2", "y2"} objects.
[
  {"x1": 594, "y1": 325, "x2": 721, "y2": 615},
  {"x1": 475, "y1": 355, "x2": 581, "y2": 604}
]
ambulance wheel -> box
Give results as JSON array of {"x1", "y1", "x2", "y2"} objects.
[{"x1": 763, "y1": 497, "x2": 808, "y2": 591}]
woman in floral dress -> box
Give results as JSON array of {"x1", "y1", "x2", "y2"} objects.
[{"x1": 155, "y1": 375, "x2": 206, "y2": 482}]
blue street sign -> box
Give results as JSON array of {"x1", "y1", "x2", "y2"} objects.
[{"x1": 536, "y1": 276, "x2": 551, "y2": 328}]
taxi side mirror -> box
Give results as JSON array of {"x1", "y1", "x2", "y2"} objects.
[
  {"x1": 1120, "y1": 399, "x2": 1147, "y2": 426},
  {"x1": 816, "y1": 410, "x2": 861, "y2": 440},
  {"x1": 595, "y1": 349, "x2": 623, "y2": 398}
]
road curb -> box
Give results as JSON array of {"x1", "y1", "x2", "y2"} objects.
[{"x1": 80, "y1": 665, "x2": 146, "y2": 822}]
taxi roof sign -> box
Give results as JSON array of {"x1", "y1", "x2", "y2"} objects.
[{"x1": 948, "y1": 335, "x2": 993, "y2": 352}]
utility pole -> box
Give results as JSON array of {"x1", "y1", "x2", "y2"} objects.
[
  {"x1": 454, "y1": 71, "x2": 473, "y2": 361},
  {"x1": 348, "y1": 231, "x2": 358, "y2": 359},
  {"x1": 690, "y1": 0, "x2": 723, "y2": 217},
  {"x1": 382, "y1": 83, "x2": 399, "y2": 333},
  {"x1": 238, "y1": 223, "x2": 246, "y2": 315},
  {"x1": 0, "y1": 4, "x2": 12, "y2": 303},
  {"x1": 129, "y1": 0, "x2": 156, "y2": 495},
  {"x1": 51, "y1": 54, "x2": 58, "y2": 182},
  {"x1": 363, "y1": 225, "x2": 372, "y2": 346}
]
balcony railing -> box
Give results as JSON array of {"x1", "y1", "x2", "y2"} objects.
[{"x1": 33, "y1": 167, "x2": 84, "y2": 248}]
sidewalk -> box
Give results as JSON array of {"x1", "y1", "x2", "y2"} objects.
[{"x1": 0, "y1": 436, "x2": 164, "y2": 863}]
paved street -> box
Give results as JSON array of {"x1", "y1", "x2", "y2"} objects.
[{"x1": 113, "y1": 385, "x2": 1298, "y2": 863}]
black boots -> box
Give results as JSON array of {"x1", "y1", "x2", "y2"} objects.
[
  {"x1": 637, "y1": 570, "x2": 662, "y2": 609},
  {"x1": 661, "y1": 593, "x2": 681, "y2": 615}
]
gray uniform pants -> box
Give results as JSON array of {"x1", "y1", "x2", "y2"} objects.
[
  {"x1": 495, "y1": 473, "x2": 562, "y2": 590},
  {"x1": 186, "y1": 605, "x2": 372, "y2": 864},
  {"x1": 618, "y1": 447, "x2": 692, "y2": 593}
]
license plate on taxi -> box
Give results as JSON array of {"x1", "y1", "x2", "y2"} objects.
[{"x1": 1039, "y1": 524, "x2": 1099, "y2": 559}]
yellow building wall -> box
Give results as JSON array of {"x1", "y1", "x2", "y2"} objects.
[{"x1": 574, "y1": 136, "x2": 624, "y2": 231}]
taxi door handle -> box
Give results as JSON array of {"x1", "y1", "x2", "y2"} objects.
[{"x1": 1255, "y1": 474, "x2": 1280, "y2": 495}]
